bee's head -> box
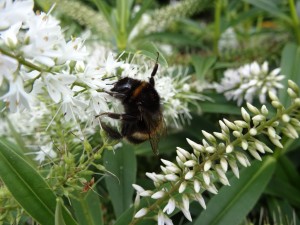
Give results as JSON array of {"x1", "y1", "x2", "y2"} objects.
[{"x1": 111, "y1": 77, "x2": 138, "y2": 93}]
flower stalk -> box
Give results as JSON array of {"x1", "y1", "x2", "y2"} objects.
[{"x1": 131, "y1": 80, "x2": 300, "y2": 224}]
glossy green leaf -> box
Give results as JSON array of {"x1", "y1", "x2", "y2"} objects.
[
  {"x1": 128, "y1": 0, "x2": 152, "y2": 33},
  {"x1": 279, "y1": 43, "x2": 300, "y2": 107},
  {"x1": 55, "y1": 198, "x2": 67, "y2": 225},
  {"x1": 136, "y1": 42, "x2": 168, "y2": 67},
  {"x1": 199, "y1": 93, "x2": 241, "y2": 115},
  {"x1": 266, "y1": 177, "x2": 300, "y2": 208},
  {"x1": 0, "y1": 138, "x2": 78, "y2": 225},
  {"x1": 104, "y1": 146, "x2": 137, "y2": 218},
  {"x1": 242, "y1": 0, "x2": 291, "y2": 23},
  {"x1": 267, "y1": 197, "x2": 300, "y2": 225},
  {"x1": 71, "y1": 191, "x2": 103, "y2": 225},
  {"x1": 191, "y1": 55, "x2": 216, "y2": 80},
  {"x1": 276, "y1": 155, "x2": 300, "y2": 189},
  {"x1": 194, "y1": 156, "x2": 276, "y2": 225}
]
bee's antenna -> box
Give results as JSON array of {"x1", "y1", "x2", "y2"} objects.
[
  {"x1": 102, "y1": 75, "x2": 117, "y2": 81},
  {"x1": 149, "y1": 52, "x2": 159, "y2": 86}
]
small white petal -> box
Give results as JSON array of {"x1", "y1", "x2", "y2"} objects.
[
  {"x1": 186, "y1": 138, "x2": 205, "y2": 152},
  {"x1": 203, "y1": 172, "x2": 210, "y2": 185},
  {"x1": 134, "y1": 208, "x2": 148, "y2": 218},
  {"x1": 228, "y1": 158, "x2": 239, "y2": 178},
  {"x1": 179, "y1": 181, "x2": 187, "y2": 193},
  {"x1": 220, "y1": 157, "x2": 228, "y2": 172},
  {"x1": 151, "y1": 190, "x2": 165, "y2": 199},
  {"x1": 204, "y1": 160, "x2": 212, "y2": 171},
  {"x1": 165, "y1": 174, "x2": 179, "y2": 181},
  {"x1": 194, "y1": 180, "x2": 201, "y2": 193},
  {"x1": 161, "y1": 159, "x2": 176, "y2": 167},
  {"x1": 195, "y1": 193, "x2": 206, "y2": 209},
  {"x1": 140, "y1": 190, "x2": 153, "y2": 197},
  {"x1": 184, "y1": 160, "x2": 197, "y2": 167},
  {"x1": 163, "y1": 198, "x2": 176, "y2": 215},
  {"x1": 249, "y1": 149, "x2": 262, "y2": 161},
  {"x1": 235, "y1": 152, "x2": 249, "y2": 167},
  {"x1": 185, "y1": 170, "x2": 195, "y2": 180},
  {"x1": 226, "y1": 144, "x2": 234, "y2": 153},
  {"x1": 177, "y1": 147, "x2": 191, "y2": 159},
  {"x1": 132, "y1": 184, "x2": 145, "y2": 193}
]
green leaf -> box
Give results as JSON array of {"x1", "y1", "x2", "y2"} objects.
[
  {"x1": 265, "y1": 177, "x2": 300, "y2": 208},
  {"x1": 191, "y1": 55, "x2": 217, "y2": 80},
  {"x1": 92, "y1": 0, "x2": 116, "y2": 33},
  {"x1": 0, "y1": 138, "x2": 78, "y2": 225},
  {"x1": 55, "y1": 198, "x2": 67, "y2": 225},
  {"x1": 279, "y1": 42, "x2": 300, "y2": 107},
  {"x1": 242, "y1": 0, "x2": 291, "y2": 23},
  {"x1": 199, "y1": 93, "x2": 241, "y2": 115},
  {"x1": 194, "y1": 156, "x2": 276, "y2": 225},
  {"x1": 71, "y1": 191, "x2": 103, "y2": 225},
  {"x1": 136, "y1": 42, "x2": 168, "y2": 67},
  {"x1": 104, "y1": 146, "x2": 137, "y2": 218},
  {"x1": 276, "y1": 155, "x2": 300, "y2": 189},
  {"x1": 128, "y1": 0, "x2": 152, "y2": 33},
  {"x1": 267, "y1": 197, "x2": 300, "y2": 225}
]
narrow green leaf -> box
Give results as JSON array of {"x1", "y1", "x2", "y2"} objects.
[
  {"x1": 55, "y1": 198, "x2": 67, "y2": 225},
  {"x1": 279, "y1": 42, "x2": 300, "y2": 107},
  {"x1": 267, "y1": 197, "x2": 300, "y2": 225},
  {"x1": 71, "y1": 191, "x2": 103, "y2": 225},
  {"x1": 0, "y1": 138, "x2": 78, "y2": 225},
  {"x1": 242, "y1": 0, "x2": 291, "y2": 23},
  {"x1": 136, "y1": 42, "x2": 168, "y2": 67},
  {"x1": 191, "y1": 55, "x2": 216, "y2": 80},
  {"x1": 276, "y1": 155, "x2": 300, "y2": 189},
  {"x1": 104, "y1": 146, "x2": 137, "y2": 218},
  {"x1": 195, "y1": 156, "x2": 276, "y2": 225},
  {"x1": 128, "y1": 0, "x2": 152, "y2": 33},
  {"x1": 265, "y1": 177, "x2": 300, "y2": 208},
  {"x1": 92, "y1": 0, "x2": 116, "y2": 33}
]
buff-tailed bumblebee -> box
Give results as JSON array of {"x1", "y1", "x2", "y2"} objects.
[{"x1": 98, "y1": 53, "x2": 165, "y2": 155}]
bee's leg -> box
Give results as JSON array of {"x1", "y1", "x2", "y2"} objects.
[
  {"x1": 97, "y1": 112, "x2": 138, "y2": 121},
  {"x1": 149, "y1": 52, "x2": 159, "y2": 86},
  {"x1": 103, "y1": 90, "x2": 126, "y2": 99},
  {"x1": 100, "y1": 121, "x2": 123, "y2": 140}
]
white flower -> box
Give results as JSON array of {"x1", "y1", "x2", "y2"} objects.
[
  {"x1": 57, "y1": 38, "x2": 88, "y2": 64},
  {"x1": 0, "y1": 76, "x2": 33, "y2": 112},
  {"x1": 43, "y1": 73, "x2": 76, "y2": 103},
  {"x1": 103, "y1": 52, "x2": 124, "y2": 75},
  {"x1": 34, "y1": 142, "x2": 57, "y2": 163},
  {"x1": 0, "y1": 21, "x2": 22, "y2": 48},
  {"x1": 0, "y1": 52, "x2": 18, "y2": 84},
  {"x1": 218, "y1": 28, "x2": 239, "y2": 52},
  {"x1": 163, "y1": 198, "x2": 176, "y2": 215},
  {"x1": 157, "y1": 211, "x2": 173, "y2": 225},
  {"x1": 134, "y1": 208, "x2": 148, "y2": 218},
  {"x1": 0, "y1": 0, "x2": 34, "y2": 29},
  {"x1": 61, "y1": 94, "x2": 88, "y2": 122},
  {"x1": 215, "y1": 61, "x2": 285, "y2": 105},
  {"x1": 22, "y1": 12, "x2": 63, "y2": 67}
]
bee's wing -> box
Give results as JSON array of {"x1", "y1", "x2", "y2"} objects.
[{"x1": 144, "y1": 111, "x2": 166, "y2": 155}]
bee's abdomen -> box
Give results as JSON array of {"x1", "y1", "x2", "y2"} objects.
[{"x1": 126, "y1": 131, "x2": 149, "y2": 144}]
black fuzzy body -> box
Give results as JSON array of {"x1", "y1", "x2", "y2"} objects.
[{"x1": 111, "y1": 77, "x2": 162, "y2": 144}]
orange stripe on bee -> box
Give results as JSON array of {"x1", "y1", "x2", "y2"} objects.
[{"x1": 132, "y1": 82, "x2": 147, "y2": 99}]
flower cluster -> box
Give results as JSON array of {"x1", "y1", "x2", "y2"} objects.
[
  {"x1": 218, "y1": 27, "x2": 239, "y2": 53},
  {"x1": 131, "y1": 80, "x2": 300, "y2": 224},
  {"x1": 214, "y1": 61, "x2": 285, "y2": 106},
  {"x1": 0, "y1": 0, "x2": 205, "y2": 163}
]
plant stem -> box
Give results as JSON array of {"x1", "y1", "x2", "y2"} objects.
[
  {"x1": 288, "y1": 0, "x2": 300, "y2": 44},
  {"x1": 214, "y1": 0, "x2": 222, "y2": 55},
  {"x1": 0, "y1": 46, "x2": 50, "y2": 73}
]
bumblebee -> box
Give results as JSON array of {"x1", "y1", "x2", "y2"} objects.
[{"x1": 98, "y1": 53, "x2": 165, "y2": 155}]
